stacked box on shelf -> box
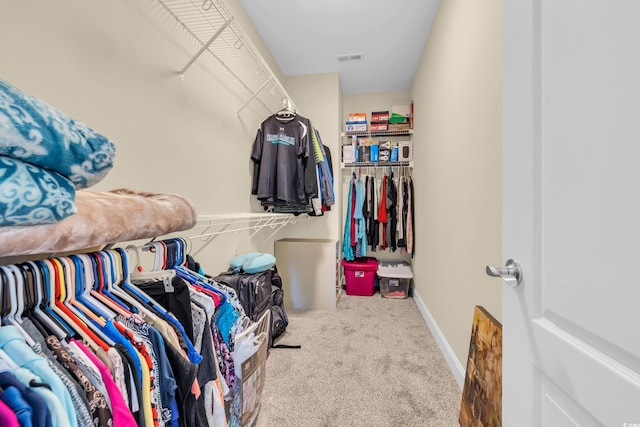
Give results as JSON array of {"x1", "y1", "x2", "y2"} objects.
[
  {"x1": 346, "y1": 112, "x2": 367, "y2": 132},
  {"x1": 370, "y1": 110, "x2": 389, "y2": 132}
]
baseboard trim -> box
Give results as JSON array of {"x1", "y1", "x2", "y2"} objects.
[{"x1": 413, "y1": 288, "x2": 465, "y2": 390}]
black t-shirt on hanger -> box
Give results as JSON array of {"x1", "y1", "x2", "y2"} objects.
[{"x1": 251, "y1": 114, "x2": 310, "y2": 205}]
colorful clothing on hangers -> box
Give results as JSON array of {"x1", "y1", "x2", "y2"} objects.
[
  {"x1": 0, "y1": 326, "x2": 78, "y2": 427},
  {"x1": 44, "y1": 335, "x2": 112, "y2": 427}
]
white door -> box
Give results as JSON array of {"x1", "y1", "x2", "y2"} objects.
[{"x1": 502, "y1": 1, "x2": 640, "y2": 425}]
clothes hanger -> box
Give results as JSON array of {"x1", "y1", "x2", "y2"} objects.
[
  {"x1": 114, "y1": 247, "x2": 203, "y2": 364},
  {"x1": 0, "y1": 266, "x2": 17, "y2": 325},
  {"x1": 59, "y1": 256, "x2": 110, "y2": 328},
  {"x1": 1, "y1": 265, "x2": 36, "y2": 346},
  {"x1": 34, "y1": 259, "x2": 76, "y2": 338},
  {"x1": 70, "y1": 255, "x2": 116, "y2": 320},
  {"x1": 6, "y1": 265, "x2": 25, "y2": 324},
  {"x1": 103, "y1": 249, "x2": 147, "y2": 319},
  {"x1": 51, "y1": 257, "x2": 109, "y2": 348},
  {"x1": 274, "y1": 97, "x2": 296, "y2": 122},
  {"x1": 91, "y1": 252, "x2": 130, "y2": 310},
  {"x1": 24, "y1": 261, "x2": 69, "y2": 340},
  {"x1": 18, "y1": 264, "x2": 36, "y2": 313},
  {"x1": 85, "y1": 252, "x2": 138, "y2": 319},
  {"x1": 129, "y1": 241, "x2": 177, "y2": 290},
  {"x1": 45, "y1": 258, "x2": 107, "y2": 350}
]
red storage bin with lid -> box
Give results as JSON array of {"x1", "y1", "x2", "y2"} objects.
[{"x1": 342, "y1": 257, "x2": 378, "y2": 296}]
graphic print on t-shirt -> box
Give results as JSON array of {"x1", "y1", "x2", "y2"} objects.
[{"x1": 266, "y1": 127, "x2": 296, "y2": 145}]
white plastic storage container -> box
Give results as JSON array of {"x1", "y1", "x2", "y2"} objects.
[{"x1": 377, "y1": 261, "x2": 413, "y2": 298}]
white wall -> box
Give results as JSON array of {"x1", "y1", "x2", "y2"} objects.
[
  {"x1": 0, "y1": 0, "x2": 312, "y2": 274},
  {"x1": 410, "y1": 0, "x2": 503, "y2": 375}
]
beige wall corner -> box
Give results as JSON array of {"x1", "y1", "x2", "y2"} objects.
[{"x1": 410, "y1": 0, "x2": 503, "y2": 378}]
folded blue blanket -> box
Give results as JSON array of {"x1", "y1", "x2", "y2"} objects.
[
  {"x1": 0, "y1": 78, "x2": 116, "y2": 188},
  {"x1": 0, "y1": 156, "x2": 76, "y2": 226}
]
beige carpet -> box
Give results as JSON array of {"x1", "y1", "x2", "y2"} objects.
[{"x1": 254, "y1": 293, "x2": 462, "y2": 426}]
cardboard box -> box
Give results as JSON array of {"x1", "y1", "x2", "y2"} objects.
[
  {"x1": 371, "y1": 111, "x2": 389, "y2": 122},
  {"x1": 346, "y1": 121, "x2": 367, "y2": 132},
  {"x1": 390, "y1": 146, "x2": 399, "y2": 162},
  {"x1": 342, "y1": 145, "x2": 355, "y2": 163},
  {"x1": 370, "y1": 122, "x2": 389, "y2": 132},
  {"x1": 370, "y1": 144, "x2": 379, "y2": 162},
  {"x1": 348, "y1": 112, "x2": 367, "y2": 122},
  {"x1": 398, "y1": 141, "x2": 413, "y2": 161},
  {"x1": 388, "y1": 122, "x2": 411, "y2": 130},
  {"x1": 358, "y1": 145, "x2": 370, "y2": 162}
]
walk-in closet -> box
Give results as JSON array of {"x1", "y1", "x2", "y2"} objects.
[{"x1": 1, "y1": 0, "x2": 556, "y2": 425}]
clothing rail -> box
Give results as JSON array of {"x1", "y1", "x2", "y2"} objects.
[{"x1": 156, "y1": 0, "x2": 296, "y2": 117}]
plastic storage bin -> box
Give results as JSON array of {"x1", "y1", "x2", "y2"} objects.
[
  {"x1": 342, "y1": 257, "x2": 378, "y2": 296},
  {"x1": 377, "y1": 261, "x2": 413, "y2": 298}
]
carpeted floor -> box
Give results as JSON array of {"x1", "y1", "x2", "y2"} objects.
[{"x1": 254, "y1": 293, "x2": 462, "y2": 427}]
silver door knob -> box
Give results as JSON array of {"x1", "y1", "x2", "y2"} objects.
[{"x1": 486, "y1": 259, "x2": 522, "y2": 287}]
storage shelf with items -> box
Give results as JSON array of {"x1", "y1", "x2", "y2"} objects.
[
  {"x1": 341, "y1": 105, "x2": 413, "y2": 166},
  {"x1": 342, "y1": 129, "x2": 413, "y2": 138},
  {"x1": 340, "y1": 105, "x2": 415, "y2": 288},
  {"x1": 341, "y1": 131, "x2": 414, "y2": 167}
]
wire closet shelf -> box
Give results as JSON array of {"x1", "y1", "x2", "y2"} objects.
[{"x1": 157, "y1": 0, "x2": 295, "y2": 116}]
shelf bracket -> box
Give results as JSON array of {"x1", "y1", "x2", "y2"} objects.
[
  {"x1": 180, "y1": 19, "x2": 232, "y2": 77},
  {"x1": 236, "y1": 76, "x2": 274, "y2": 117},
  {"x1": 263, "y1": 218, "x2": 293, "y2": 241}
]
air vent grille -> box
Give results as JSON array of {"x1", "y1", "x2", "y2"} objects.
[{"x1": 337, "y1": 53, "x2": 364, "y2": 62}]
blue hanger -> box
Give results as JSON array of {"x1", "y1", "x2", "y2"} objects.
[{"x1": 70, "y1": 255, "x2": 114, "y2": 320}]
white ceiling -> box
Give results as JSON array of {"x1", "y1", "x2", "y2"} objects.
[{"x1": 240, "y1": 0, "x2": 441, "y2": 95}]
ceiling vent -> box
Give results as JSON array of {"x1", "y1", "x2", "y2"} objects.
[{"x1": 337, "y1": 53, "x2": 364, "y2": 62}]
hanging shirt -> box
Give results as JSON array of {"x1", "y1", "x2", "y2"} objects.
[
  {"x1": 0, "y1": 326, "x2": 78, "y2": 427},
  {"x1": 74, "y1": 339, "x2": 138, "y2": 427},
  {"x1": 387, "y1": 174, "x2": 398, "y2": 252},
  {"x1": 0, "y1": 399, "x2": 20, "y2": 427},
  {"x1": 251, "y1": 114, "x2": 310, "y2": 205},
  {"x1": 0, "y1": 365, "x2": 52, "y2": 427},
  {"x1": 0, "y1": 385, "x2": 32, "y2": 427},
  {"x1": 397, "y1": 175, "x2": 405, "y2": 249},
  {"x1": 378, "y1": 176, "x2": 388, "y2": 250},
  {"x1": 354, "y1": 176, "x2": 367, "y2": 258},
  {"x1": 44, "y1": 335, "x2": 112, "y2": 427},
  {"x1": 342, "y1": 175, "x2": 355, "y2": 261},
  {"x1": 407, "y1": 176, "x2": 415, "y2": 256},
  {"x1": 19, "y1": 319, "x2": 94, "y2": 427}
]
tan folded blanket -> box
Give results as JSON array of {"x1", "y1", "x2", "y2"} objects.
[{"x1": 0, "y1": 188, "x2": 197, "y2": 257}]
